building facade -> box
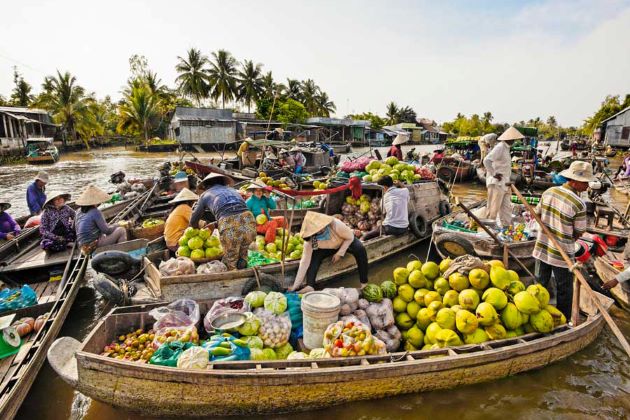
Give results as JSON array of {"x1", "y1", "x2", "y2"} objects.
[
  {"x1": 602, "y1": 106, "x2": 630, "y2": 148},
  {"x1": 0, "y1": 106, "x2": 58, "y2": 152}
]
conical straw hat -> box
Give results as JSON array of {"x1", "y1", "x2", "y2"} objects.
[
  {"x1": 169, "y1": 188, "x2": 199, "y2": 204},
  {"x1": 75, "y1": 185, "x2": 110, "y2": 206},
  {"x1": 392, "y1": 133, "x2": 409, "y2": 145},
  {"x1": 202, "y1": 172, "x2": 234, "y2": 187},
  {"x1": 300, "y1": 211, "x2": 335, "y2": 238},
  {"x1": 498, "y1": 126, "x2": 524, "y2": 141},
  {"x1": 246, "y1": 181, "x2": 268, "y2": 191},
  {"x1": 44, "y1": 192, "x2": 71, "y2": 208}
]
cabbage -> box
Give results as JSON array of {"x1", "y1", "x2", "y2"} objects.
[
  {"x1": 237, "y1": 312, "x2": 260, "y2": 336},
  {"x1": 249, "y1": 348, "x2": 265, "y2": 360},
  {"x1": 242, "y1": 336, "x2": 263, "y2": 349},
  {"x1": 275, "y1": 342, "x2": 294, "y2": 359},
  {"x1": 262, "y1": 348, "x2": 277, "y2": 360},
  {"x1": 176, "y1": 346, "x2": 209, "y2": 369},
  {"x1": 245, "y1": 291, "x2": 267, "y2": 308},
  {"x1": 264, "y1": 292, "x2": 287, "y2": 315},
  {"x1": 287, "y1": 351, "x2": 309, "y2": 360},
  {"x1": 308, "y1": 348, "x2": 331, "y2": 358}
]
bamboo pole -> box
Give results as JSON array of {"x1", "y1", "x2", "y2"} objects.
[{"x1": 511, "y1": 184, "x2": 630, "y2": 358}]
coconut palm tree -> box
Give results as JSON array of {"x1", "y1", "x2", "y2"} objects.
[
  {"x1": 547, "y1": 115, "x2": 557, "y2": 127},
  {"x1": 385, "y1": 102, "x2": 399, "y2": 125},
  {"x1": 10, "y1": 70, "x2": 33, "y2": 107},
  {"x1": 398, "y1": 106, "x2": 416, "y2": 123},
  {"x1": 207, "y1": 49, "x2": 238, "y2": 109},
  {"x1": 284, "y1": 79, "x2": 302, "y2": 101},
  {"x1": 237, "y1": 60, "x2": 264, "y2": 113},
  {"x1": 315, "y1": 92, "x2": 336, "y2": 117},
  {"x1": 175, "y1": 48, "x2": 210, "y2": 107},
  {"x1": 300, "y1": 79, "x2": 320, "y2": 115},
  {"x1": 118, "y1": 84, "x2": 160, "y2": 142}
]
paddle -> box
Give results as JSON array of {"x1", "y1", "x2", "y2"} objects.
[
  {"x1": 453, "y1": 197, "x2": 535, "y2": 278},
  {"x1": 511, "y1": 184, "x2": 630, "y2": 358}
]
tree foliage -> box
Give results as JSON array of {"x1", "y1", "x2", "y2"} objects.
[
  {"x1": 346, "y1": 112, "x2": 386, "y2": 129},
  {"x1": 175, "y1": 48, "x2": 210, "y2": 107},
  {"x1": 583, "y1": 94, "x2": 630, "y2": 135},
  {"x1": 10, "y1": 68, "x2": 34, "y2": 107},
  {"x1": 276, "y1": 98, "x2": 309, "y2": 125}
]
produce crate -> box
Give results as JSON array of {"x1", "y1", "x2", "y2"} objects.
[{"x1": 132, "y1": 223, "x2": 165, "y2": 241}]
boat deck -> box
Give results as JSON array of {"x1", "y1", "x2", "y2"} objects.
[{"x1": 0, "y1": 246, "x2": 76, "y2": 274}]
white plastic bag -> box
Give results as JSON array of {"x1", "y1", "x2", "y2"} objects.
[
  {"x1": 149, "y1": 298, "x2": 200, "y2": 329},
  {"x1": 203, "y1": 297, "x2": 250, "y2": 333},
  {"x1": 196, "y1": 260, "x2": 227, "y2": 274},
  {"x1": 159, "y1": 257, "x2": 195, "y2": 276}
]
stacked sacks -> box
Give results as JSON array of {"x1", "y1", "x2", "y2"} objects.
[{"x1": 389, "y1": 257, "x2": 566, "y2": 351}]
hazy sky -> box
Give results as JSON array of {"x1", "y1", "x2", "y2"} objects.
[{"x1": 1, "y1": 0, "x2": 629, "y2": 126}]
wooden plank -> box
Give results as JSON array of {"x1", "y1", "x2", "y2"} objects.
[{"x1": 0, "y1": 246, "x2": 76, "y2": 273}]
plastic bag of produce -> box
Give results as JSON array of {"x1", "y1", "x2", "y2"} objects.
[
  {"x1": 149, "y1": 298, "x2": 200, "y2": 329},
  {"x1": 255, "y1": 309, "x2": 292, "y2": 349},
  {"x1": 323, "y1": 320, "x2": 386, "y2": 357},
  {"x1": 0, "y1": 285, "x2": 38, "y2": 313},
  {"x1": 308, "y1": 348, "x2": 331, "y2": 358},
  {"x1": 322, "y1": 287, "x2": 359, "y2": 316},
  {"x1": 151, "y1": 326, "x2": 199, "y2": 349},
  {"x1": 244, "y1": 291, "x2": 267, "y2": 308},
  {"x1": 264, "y1": 292, "x2": 287, "y2": 315},
  {"x1": 365, "y1": 298, "x2": 395, "y2": 331},
  {"x1": 203, "y1": 297, "x2": 251, "y2": 333},
  {"x1": 236, "y1": 312, "x2": 260, "y2": 336},
  {"x1": 149, "y1": 341, "x2": 194, "y2": 367},
  {"x1": 159, "y1": 257, "x2": 196, "y2": 276},
  {"x1": 176, "y1": 346, "x2": 209, "y2": 369},
  {"x1": 202, "y1": 335, "x2": 250, "y2": 362},
  {"x1": 196, "y1": 260, "x2": 228, "y2": 274},
  {"x1": 375, "y1": 326, "x2": 402, "y2": 352},
  {"x1": 287, "y1": 351, "x2": 308, "y2": 360}
]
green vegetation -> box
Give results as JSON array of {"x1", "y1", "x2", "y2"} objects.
[{"x1": 583, "y1": 94, "x2": 630, "y2": 135}]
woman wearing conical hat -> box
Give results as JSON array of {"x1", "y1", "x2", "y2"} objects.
[
  {"x1": 288, "y1": 211, "x2": 368, "y2": 292},
  {"x1": 164, "y1": 188, "x2": 199, "y2": 252},
  {"x1": 0, "y1": 201, "x2": 21, "y2": 241},
  {"x1": 39, "y1": 192, "x2": 75, "y2": 252},
  {"x1": 75, "y1": 185, "x2": 127, "y2": 251}
]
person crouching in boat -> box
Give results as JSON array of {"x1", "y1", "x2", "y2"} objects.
[
  {"x1": 39, "y1": 192, "x2": 75, "y2": 252},
  {"x1": 164, "y1": 188, "x2": 199, "y2": 253},
  {"x1": 361, "y1": 176, "x2": 409, "y2": 241},
  {"x1": 26, "y1": 171, "x2": 49, "y2": 216},
  {"x1": 0, "y1": 201, "x2": 21, "y2": 241},
  {"x1": 246, "y1": 182, "x2": 286, "y2": 244},
  {"x1": 190, "y1": 173, "x2": 256, "y2": 270},
  {"x1": 288, "y1": 212, "x2": 368, "y2": 292},
  {"x1": 75, "y1": 185, "x2": 127, "y2": 253}
]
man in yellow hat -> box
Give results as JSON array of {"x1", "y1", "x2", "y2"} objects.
[
  {"x1": 289, "y1": 211, "x2": 368, "y2": 291},
  {"x1": 533, "y1": 160, "x2": 594, "y2": 320},
  {"x1": 165, "y1": 188, "x2": 199, "y2": 252}
]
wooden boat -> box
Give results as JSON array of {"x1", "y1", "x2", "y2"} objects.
[
  {"x1": 138, "y1": 181, "x2": 449, "y2": 301},
  {"x1": 25, "y1": 138, "x2": 59, "y2": 164},
  {"x1": 593, "y1": 256, "x2": 630, "y2": 311},
  {"x1": 434, "y1": 157, "x2": 477, "y2": 182},
  {"x1": 47, "y1": 290, "x2": 613, "y2": 417},
  {"x1": 184, "y1": 160, "x2": 252, "y2": 183},
  {"x1": 329, "y1": 142, "x2": 351, "y2": 154}
]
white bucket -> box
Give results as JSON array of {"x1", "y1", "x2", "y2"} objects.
[{"x1": 301, "y1": 291, "x2": 341, "y2": 350}]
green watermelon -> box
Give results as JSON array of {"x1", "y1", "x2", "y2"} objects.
[
  {"x1": 380, "y1": 281, "x2": 397, "y2": 299},
  {"x1": 363, "y1": 284, "x2": 383, "y2": 303}
]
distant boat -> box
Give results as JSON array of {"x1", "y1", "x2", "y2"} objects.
[{"x1": 26, "y1": 138, "x2": 59, "y2": 164}]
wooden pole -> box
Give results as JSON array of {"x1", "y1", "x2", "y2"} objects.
[
  {"x1": 511, "y1": 184, "x2": 630, "y2": 358},
  {"x1": 454, "y1": 197, "x2": 535, "y2": 278}
]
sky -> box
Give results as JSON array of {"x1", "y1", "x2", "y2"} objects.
[{"x1": 1, "y1": 0, "x2": 629, "y2": 127}]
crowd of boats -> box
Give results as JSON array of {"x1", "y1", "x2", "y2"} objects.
[{"x1": 0, "y1": 130, "x2": 628, "y2": 417}]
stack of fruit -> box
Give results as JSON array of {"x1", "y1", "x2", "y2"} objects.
[
  {"x1": 176, "y1": 227, "x2": 224, "y2": 262},
  {"x1": 498, "y1": 223, "x2": 529, "y2": 242},
  {"x1": 362, "y1": 157, "x2": 434, "y2": 184},
  {"x1": 312, "y1": 180, "x2": 330, "y2": 191},
  {"x1": 386, "y1": 258, "x2": 566, "y2": 351},
  {"x1": 337, "y1": 193, "x2": 382, "y2": 233},
  {"x1": 141, "y1": 218, "x2": 164, "y2": 229},
  {"x1": 100, "y1": 328, "x2": 157, "y2": 362},
  {"x1": 254, "y1": 172, "x2": 292, "y2": 190},
  {"x1": 253, "y1": 228, "x2": 304, "y2": 262}
]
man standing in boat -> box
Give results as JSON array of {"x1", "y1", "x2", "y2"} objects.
[
  {"x1": 533, "y1": 161, "x2": 594, "y2": 320},
  {"x1": 26, "y1": 171, "x2": 49, "y2": 216},
  {"x1": 483, "y1": 127, "x2": 521, "y2": 226},
  {"x1": 479, "y1": 133, "x2": 497, "y2": 167}
]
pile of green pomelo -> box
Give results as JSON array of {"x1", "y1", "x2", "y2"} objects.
[
  {"x1": 362, "y1": 258, "x2": 566, "y2": 351},
  {"x1": 176, "y1": 227, "x2": 224, "y2": 261}
]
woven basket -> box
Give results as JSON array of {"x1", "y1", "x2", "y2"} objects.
[{"x1": 132, "y1": 223, "x2": 165, "y2": 241}]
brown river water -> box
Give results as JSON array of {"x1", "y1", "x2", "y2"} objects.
[{"x1": 2, "y1": 145, "x2": 628, "y2": 419}]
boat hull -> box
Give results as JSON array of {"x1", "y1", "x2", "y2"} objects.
[{"x1": 27, "y1": 155, "x2": 58, "y2": 164}]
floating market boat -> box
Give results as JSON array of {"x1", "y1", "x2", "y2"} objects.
[
  {"x1": 47, "y1": 291, "x2": 613, "y2": 417},
  {"x1": 184, "y1": 160, "x2": 252, "y2": 183},
  {"x1": 593, "y1": 256, "x2": 630, "y2": 311},
  {"x1": 25, "y1": 138, "x2": 59, "y2": 165},
  {"x1": 329, "y1": 142, "x2": 351, "y2": 154}
]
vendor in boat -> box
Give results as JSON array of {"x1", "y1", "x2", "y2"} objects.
[
  {"x1": 483, "y1": 126, "x2": 521, "y2": 226},
  {"x1": 533, "y1": 161, "x2": 594, "y2": 320},
  {"x1": 429, "y1": 147, "x2": 445, "y2": 163},
  {"x1": 190, "y1": 173, "x2": 256, "y2": 270},
  {"x1": 289, "y1": 147, "x2": 306, "y2": 174},
  {"x1": 171, "y1": 171, "x2": 189, "y2": 193},
  {"x1": 289, "y1": 211, "x2": 368, "y2": 292},
  {"x1": 164, "y1": 188, "x2": 199, "y2": 252},
  {"x1": 26, "y1": 171, "x2": 49, "y2": 216},
  {"x1": 40, "y1": 191, "x2": 75, "y2": 252},
  {"x1": 246, "y1": 181, "x2": 286, "y2": 243},
  {"x1": 0, "y1": 201, "x2": 21, "y2": 241},
  {"x1": 362, "y1": 176, "x2": 409, "y2": 241},
  {"x1": 387, "y1": 134, "x2": 406, "y2": 161},
  {"x1": 479, "y1": 133, "x2": 497, "y2": 167},
  {"x1": 75, "y1": 185, "x2": 128, "y2": 252},
  {"x1": 261, "y1": 150, "x2": 279, "y2": 172}
]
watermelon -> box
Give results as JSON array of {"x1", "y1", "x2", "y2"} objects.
[
  {"x1": 363, "y1": 284, "x2": 383, "y2": 303},
  {"x1": 380, "y1": 281, "x2": 397, "y2": 299}
]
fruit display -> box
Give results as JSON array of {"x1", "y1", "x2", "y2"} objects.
[
  {"x1": 312, "y1": 180, "x2": 330, "y2": 191},
  {"x1": 340, "y1": 156, "x2": 375, "y2": 173},
  {"x1": 101, "y1": 328, "x2": 157, "y2": 362},
  {"x1": 177, "y1": 227, "x2": 224, "y2": 262},
  {"x1": 141, "y1": 218, "x2": 164, "y2": 229},
  {"x1": 153, "y1": 326, "x2": 200, "y2": 348},
  {"x1": 322, "y1": 320, "x2": 387, "y2": 357},
  {"x1": 497, "y1": 223, "x2": 530, "y2": 242},
  {"x1": 336, "y1": 193, "x2": 382, "y2": 233},
  {"x1": 388, "y1": 258, "x2": 566, "y2": 351},
  {"x1": 252, "y1": 229, "x2": 304, "y2": 262},
  {"x1": 253, "y1": 172, "x2": 294, "y2": 190},
  {"x1": 361, "y1": 157, "x2": 434, "y2": 184}
]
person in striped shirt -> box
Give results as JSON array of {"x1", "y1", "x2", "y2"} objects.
[{"x1": 533, "y1": 161, "x2": 595, "y2": 319}]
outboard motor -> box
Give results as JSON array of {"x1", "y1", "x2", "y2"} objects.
[
  {"x1": 110, "y1": 171, "x2": 126, "y2": 184},
  {"x1": 588, "y1": 179, "x2": 610, "y2": 200}
]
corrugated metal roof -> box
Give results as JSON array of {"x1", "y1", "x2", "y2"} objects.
[
  {"x1": 173, "y1": 107, "x2": 233, "y2": 121},
  {"x1": 0, "y1": 106, "x2": 49, "y2": 114},
  {"x1": 601, "y1": 106, "x2": 630, "y2": 124},
  {"x1": 306, "y1": 117, "x2": 370, "y2": 127}
]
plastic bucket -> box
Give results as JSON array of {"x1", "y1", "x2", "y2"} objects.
[{"x1": 301, "y1": 292, "x2": 341, "y2": 350}]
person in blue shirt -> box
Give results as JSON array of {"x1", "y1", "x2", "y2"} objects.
[
  {"x1": 190, "y1": 173, "x2": 256, "y2": 270},
  {"x1": 26, "y1": 171, "x2": 49, "y2": 215}
]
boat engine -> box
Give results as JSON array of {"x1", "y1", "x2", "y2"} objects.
[{"x1": 587, "y1": 179, "x2": 611, "y2": 200}]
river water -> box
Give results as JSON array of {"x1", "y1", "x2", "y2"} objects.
[{"x1": 4, "y1": 145, "x2": 629, "y2": 419}]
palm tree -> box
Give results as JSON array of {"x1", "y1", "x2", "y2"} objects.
[
  {"x1": 11, "y1": 70, "x2": 33, "y2": 107},
  {"x1": 385, "y1": 102, "x2": 399, "y2": 125},
  {"x1": 300, "y1": 79, "x2": 320, "y2": 115},
  {"x1": 315, "y1": 92, "x2": 336, "y2": 117},
  {"x1": 398, "y1": 106, "x2": 416, "y2": 123},
  {"x1": 207, "y1": 49, "x2": 238, "y2": 109},
  {"x1": 36, "y1": 70, "x2": 89, "y2": 142},
  {"x1": 175, "y1": 48, "x2": 210, "y2": 107},
  {"x1": 547, "y1": 115, "x2": 557, "y2": 127},
  {"x1": 482, "y1": 112, "x2": 493, "y2": 124},
  {"x1": 284, "y1": 79, "x2": 302, "y2": 101},
  {"x1": 118, "y1": 84, "x2": 160, "y2": 142},
  {"x1": 237, "y1": 60, "x2": 264, "y2": 113}
]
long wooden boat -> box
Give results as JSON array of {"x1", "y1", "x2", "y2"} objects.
[
  {"x1": 593, "y1": 256, "x2": 630, "y2": 311},
  {"x1": 184, "y1": 160, "x2": 252, "y2": 183},
  {"x1": 330, "y1": 142, "x2": 351, "y2": 154},
  {"x1": 47, "y1": 291, "x2": 613, "y2": 417},
  {"x1": 434, "y1": 157, "x2": 477, "y2": 183},
  {"x1": 25, "y1": 138, "x2": 59, "y2": 165}
]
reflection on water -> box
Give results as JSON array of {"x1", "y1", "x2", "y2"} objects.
[{"x1": 10, "y1": 145, "x2": 630, "y2": 419}]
